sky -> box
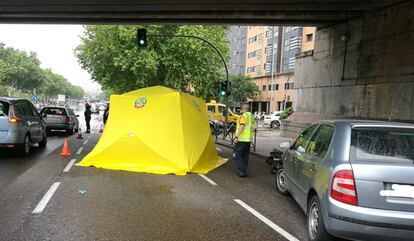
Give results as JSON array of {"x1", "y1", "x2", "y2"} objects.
[{"x1": 0, "y1": 24, "x2": 101, "y2": 93}]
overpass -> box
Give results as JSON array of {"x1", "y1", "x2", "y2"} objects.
[{"x1": 0, "y1": 0, "x2": 407, "y2": 25}]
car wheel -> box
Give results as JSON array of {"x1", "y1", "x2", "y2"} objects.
[
  {"x1": 19, "y1": 134, "x2": 31, "y2": 156},
  {"x1": 270, "y1": 121, "x2": 280, "y2": 129},
  {"x1": 307, "y1": 196, "x2": 335, "y2": 241},
  {"x1": 39, "y1": 133, "x2": 47, "y2": 148},
  {"x1": 67, "y1": 125, "x2": 75, "y2": 135},
  {"x1": 275, "y1": 167, "x2": 289, "y2": 196}
]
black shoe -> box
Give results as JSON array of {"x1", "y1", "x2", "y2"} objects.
[{"x1": 238, "y1": 171, "x2": 247, "y2": 177}]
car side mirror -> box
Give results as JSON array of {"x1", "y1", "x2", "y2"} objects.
[{"x1": 279, "y1": 142, "x2": 291, "y2": 149}]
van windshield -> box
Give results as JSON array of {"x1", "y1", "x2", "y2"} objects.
[
  {"x1": 0, "y1": 101, "x2": 9, "y2": 116},
  {"x1": 350, "y1": 127, "x2": 414, "y2": 164}
]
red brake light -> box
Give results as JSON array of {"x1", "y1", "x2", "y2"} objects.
[
  {"x1": 331, "y1": 170, "x2": 358, "y2": 206},
  {"x1": 8, "y1": 106, "x2": 21, "y2": 124}
]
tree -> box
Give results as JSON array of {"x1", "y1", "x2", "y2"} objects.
[
  {"x1": 0, "y1": 43, "x2": 84, "y2": 99},
  {"x1": 75, "y1": 25, "x2": 229, "y2": 100},
  {"x1": 225, "y1": 74, "x2": 259, "y2": 105}
]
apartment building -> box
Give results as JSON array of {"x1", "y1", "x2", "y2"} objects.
[{"x1": 228, "y1": 26, "x2": 248, "y2": 75}]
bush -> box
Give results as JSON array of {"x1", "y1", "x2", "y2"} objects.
[{"x1": 280, "y1": 107, "x2": 293, "y2": 120}]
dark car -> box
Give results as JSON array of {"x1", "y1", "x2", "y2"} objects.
[
  {"x1": 40, "y1": 106, "x2": 80, "y2": 135},
  {"x1": 0, "y1": 97, "x2": 47, "y2": 155},
  {"x1": 276, "y1": 120, "x2": 414, "y2": 241}
]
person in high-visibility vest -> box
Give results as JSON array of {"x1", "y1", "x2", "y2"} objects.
[{"x1": 233, "y1": 104, "x2": 255, "y2": 177}]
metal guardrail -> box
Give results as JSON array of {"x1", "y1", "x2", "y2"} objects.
[{"x1": 211, "y1": 120, "x2": 257, "y2": 151}]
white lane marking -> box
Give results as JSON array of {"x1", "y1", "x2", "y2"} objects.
[
  {"x1": 32, "y1": 182, "x2": 61, "y2": 214},
  {"x1": 76, "y1": 147, "x2": 84, "y2": 155},
  {"x1": 83, "y1": 140, "x2": 89, "y2": 145},
  {"x1": 216, "y1": 147, "x2": 222, "y2": 152},
  {"x1": 63, "y1": 159, "x2": 77, "y2": 173},
  {"x1": 198, "y1": 174, "x2": 218, "y2": 186},
  {"x1": 234, "y1": 199, "x2": 299, "y2": 241}
]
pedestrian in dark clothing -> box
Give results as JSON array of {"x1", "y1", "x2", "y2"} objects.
[
  {"x1": 84, "y1": 103, "x2": 92, "y2": 133},
  {"x1": 103, "y1": 103, "x2": 109, "y2": 125}
]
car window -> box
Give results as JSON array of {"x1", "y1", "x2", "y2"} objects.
[
  {"x1": 14, "y1": 101, "x2": 30, "y2": 117},
  {"x1": 351, "y1": 127, "x2": 414, "y2": 163},
  {"x1": 26, "y1": 101, "x2": 40, "y2": 117},
  {"x1": 306, "y1": 124, "x2": 335, "y2": 159},
  {"x1": 207, "y1": 106, "x2": 215, "y2": 114},
  {"x1": 68, "y1": 109, "x2": 75, "y2": 116},
  {"x1": 292, "y1": 124, "x2": 318, "y2": 151},
  {"x1": 218, "y1": 106, "x2": 225, "y2": 115},
  {"x1": 43, "y1": 107, "x2": 67, "y2": 116},
  {"x1": 0, "y1": 101, "x2": 9, "y2": 116}
]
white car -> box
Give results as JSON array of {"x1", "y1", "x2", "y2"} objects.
[{"x1": 263, "y1": 111, "x2": 282, "y2": 129}]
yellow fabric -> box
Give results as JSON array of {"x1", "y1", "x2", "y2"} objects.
[
  {"x1": 237, "y1": 112, "x2": 254, "y2": 142},
  {"x1": 76, "y1": 86, "x2": 227, "y2": 175}
]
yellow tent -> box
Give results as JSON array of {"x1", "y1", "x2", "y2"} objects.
[{"x1": 76, "y1": 86, "x2": 226, "y2": 175}]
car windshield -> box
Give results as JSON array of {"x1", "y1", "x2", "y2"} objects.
[
  {"x1": 350, "y1": 127, "x2": 414, "y2": 164},
  {"x1": 0, "y1": 101, "x2": 9, "y2": 116},
  {"x1": 43, "y1": 107, "x2": 67, "y2": 116}
]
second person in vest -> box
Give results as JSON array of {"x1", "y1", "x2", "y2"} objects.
[{"x1": 233, "y1": 104, "x2": 255, "y2": 177}]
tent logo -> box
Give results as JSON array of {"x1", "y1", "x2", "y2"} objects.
[{"x1": 134, "y1": 97, "x2": 147, "y2": 109}]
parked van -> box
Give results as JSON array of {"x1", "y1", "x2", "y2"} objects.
[{"x1": 206, "y1": 101, "x2": 239, "y2": 123}]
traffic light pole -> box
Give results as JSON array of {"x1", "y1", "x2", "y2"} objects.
[{"x1": 148, "y1": 34, "x2": 230, "y2": 136}]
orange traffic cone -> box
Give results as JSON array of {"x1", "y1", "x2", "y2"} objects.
[{"x1": 61, "y1": 138, "x2": 71, "y2": 157}]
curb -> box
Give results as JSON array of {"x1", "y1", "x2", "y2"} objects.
[{"x1": 215, "y1": 142, "x2": 268, "y2": 159}]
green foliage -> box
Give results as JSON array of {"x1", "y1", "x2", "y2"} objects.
[
  {"x1": 280, "y1": 107, "x2": 293, "y2": 120},
  {"x1": 0, "y1": 43, "x2": 84, "y2": 99},
  {"x1": 75, "y1": 25, "x2": 229, "y2": 100},
  {"x1": 225, "y1": 74, "x2": 259, "y2": 104}
]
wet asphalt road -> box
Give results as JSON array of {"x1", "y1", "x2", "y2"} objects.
[{"x1": 0, "y1": 115, "x2": 308, "y2": 241}]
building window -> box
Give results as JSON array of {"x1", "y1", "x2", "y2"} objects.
[
  {"x1": 268, "y1": 85, "x2": 272, "y2": 91},
  {"x1": 248, "y1": 51, "x2": 256, "y2": 58},
  {"x1": 284, "y1": 83, "x2": 294, "y2": 90},
  {"x1": 258, "y1": 33, "x2": 263, "y2": 44},
  {"x1": 248, "y1": 36, "x2": 258, "y2": 44},
  {"x1": 262, "y1": 85, "x2": 267, "y2": 91},
  {"x1": 247, "y1": 66, "x2": 255, "y2": 73},
  {"x1": 284, "y1": 26, "x2": 292, "y2": 33},
  {"x1": 284, "y1": 39, "x2": 290, "y2": 51},
  {"x1": 272, "y1": 84, "x2": 279, "y2": 90},
  {"x1": 306, "y1": 33, "x2": 313, "y2": 42},
  {"x1": 256, "y1": 50, "x2": 262, "y2": 60}
]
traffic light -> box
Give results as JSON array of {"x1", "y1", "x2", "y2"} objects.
[
  {"x1": 219, "y1": 81, "x2": 230, "y2": 97},
  {"x1": 137, "y1": 28, "x2": 147, "y2": 47}
]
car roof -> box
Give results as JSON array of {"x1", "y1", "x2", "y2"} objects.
[
  {"x1": 0, "y1": 97, "x2": 25, "y2": 103},
  {"x1": 320, "y1": 119, "x2": 414, "y2": 128}
]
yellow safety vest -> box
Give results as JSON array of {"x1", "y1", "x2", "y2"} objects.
[{"x1": 237, "y1": 112, "x2": 254, "y2": 142}]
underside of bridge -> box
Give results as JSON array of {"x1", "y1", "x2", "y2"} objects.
[{"x1": 0, "y1": 0, "x2": 407, "y2": 25}]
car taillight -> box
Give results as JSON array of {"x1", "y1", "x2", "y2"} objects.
[
  {"x1": 8, "y1": 106, "x2": 21, "y2": 124},
  {"x1": 331, "y1": 170, "x2": 358, "y2": 206}
]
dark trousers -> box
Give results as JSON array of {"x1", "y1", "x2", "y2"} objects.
[
  {"x1": 85, "y1": 119, "x2": 91, "y2": 131},
  {"x1": 233, "y1": 141, "x2": 251, "y2": 172}
]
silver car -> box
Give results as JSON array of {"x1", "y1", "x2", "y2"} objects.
[
  {"x1": 276, "y1": 120, "x2": 414, "y2": 241},
  {"x1": 0, "y1": 97, "x2": 47, "y2": 155},
  {"x1": 40, "y1": 106, "x2": 80, "y2": 135}
]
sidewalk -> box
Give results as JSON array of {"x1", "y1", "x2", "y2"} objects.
[{"x1": 215, "y1": 127, "x2": 293, "y2": 158}]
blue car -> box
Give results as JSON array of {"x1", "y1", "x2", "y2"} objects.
[{"x1": 0, "y1": 97, "x2": 47, "y2": 155}]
